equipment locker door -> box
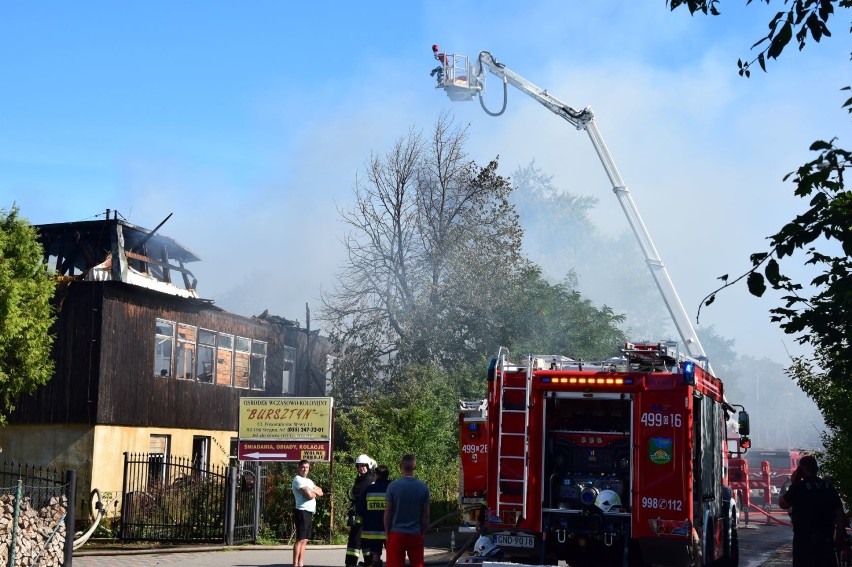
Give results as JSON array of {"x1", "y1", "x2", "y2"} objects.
[{"x1": 634, "y1": 387, "x2": 692, "y2": 539}]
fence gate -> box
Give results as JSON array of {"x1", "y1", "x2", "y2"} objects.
[
  {"x1": 229, "y1": 461, "x2": 262, "y2": 545},
  {"x1": 121, "y1": 452, "x2": 260, "y2": 544}
]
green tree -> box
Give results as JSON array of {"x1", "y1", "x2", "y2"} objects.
[
  {"x1": 0, "y1": 205, "x2": 56, "y2": 425},
  {"x1": 670, "y1": 0, "x2": 852, "y2": 500},
  {"x1": 499, "y1": 264, "x2": 626, "y2": 360},
  {"x1": 334, "y1": 364, "x2": 461, "y2": 519},
  {"x1": 510, "y1": 161, "x2": 673, "y2": 342}
]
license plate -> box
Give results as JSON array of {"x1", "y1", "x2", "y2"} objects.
[{"x1": 494, "y1": 533, "x2": 535, "y2": 548}]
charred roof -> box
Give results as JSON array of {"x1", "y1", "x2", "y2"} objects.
[{"x1": 37, "y1": 214, "x2": 202, "y2": 298}]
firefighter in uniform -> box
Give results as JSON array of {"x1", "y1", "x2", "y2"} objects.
[
  {"x1": 346, "y1": 454, "x2": 376, "y2": 567},
  {"x1": 357, "y1": 464, "x2": 391, "y2": 567},
  {"x1": 779, "y1": 454, "x2": 845, "y2": 567}
]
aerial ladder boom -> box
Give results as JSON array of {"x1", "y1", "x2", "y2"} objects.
[{"x1": 433, "y1": 48, "x2": 709, "y2": 365}]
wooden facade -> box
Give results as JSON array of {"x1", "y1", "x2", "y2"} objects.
[{"x1": 10, "y1": 280, "x2": 332, "y2": 429}]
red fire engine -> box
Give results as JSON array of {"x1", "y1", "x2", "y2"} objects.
[{"x1": 473, "y1": 342, "x2": 750, "y2": 566}]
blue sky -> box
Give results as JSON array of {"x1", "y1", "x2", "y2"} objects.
[{"x1": 2, "y1": 1, "x2": 849, "y2": 365}]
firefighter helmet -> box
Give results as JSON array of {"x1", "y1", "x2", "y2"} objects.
[
  {"x1": 594, "y1": 489, "x2": 621, "y2": 512},
  {"x1": 474, "y1": 536, "x2": 501, "y2": 557}
]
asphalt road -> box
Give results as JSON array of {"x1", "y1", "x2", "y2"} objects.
[
  {"x1": 73, "y1": 545, "x2": 452, "y2": 567},
  {"x1": 739, "y1": 508, "x2": 795, "y2": 567},
  {"x1": 72, "y1": 513, "x2": 795, "y2": 567}
]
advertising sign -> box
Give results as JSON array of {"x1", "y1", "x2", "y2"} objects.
[{"x1": 239, "y1": 397, "x2": 333, "y2": 462}]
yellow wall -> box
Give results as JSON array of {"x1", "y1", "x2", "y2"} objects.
[
  {"x1": 0, "y1": 424, "x2": 94, "y2": 471},
  {"x1": 0, "y1": 424, "x2": 237, "y2": 523},
  {"x1": 91, "y1": 425, "x2": 238, "y2": 497}
]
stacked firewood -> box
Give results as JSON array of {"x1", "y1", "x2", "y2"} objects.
[{"x1": 0, "y1": 493, "x2": 68, "y2": 566}]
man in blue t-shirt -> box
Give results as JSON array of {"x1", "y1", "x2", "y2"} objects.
[{"x1": 384, "y1": 454, "x2": 430, "y2": 567}]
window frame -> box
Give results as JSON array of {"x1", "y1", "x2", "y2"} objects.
[
  {"x1": 196, "y1": 328, "x2": 217, "y2": 384},
  {"x1": 282, "y1": 345, "x2": 297, "y2": 394},
  {"x1": 176, "y1": 323, "x2": 198, "y2": 380},
  {"x1": 249, "y1": 340, "x2": 267, "y2": 391},
  {"x1": 154, "y1": 319, "x2": 176, "y2": 378},
  {"x1": 148, "y1": 434, "x2": 171, "y2": 487}
]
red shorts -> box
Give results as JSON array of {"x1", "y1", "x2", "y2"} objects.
[{"x1": 385, "y1": 532, "x2": 424, "y2": 567}]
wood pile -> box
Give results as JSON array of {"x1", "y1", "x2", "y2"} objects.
[{"x1": 0, "y1": 493, "x2": 67, "y2": 566}]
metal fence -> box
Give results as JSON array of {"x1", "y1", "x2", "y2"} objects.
[
  {"x1": 0, "y1": 461, "x2": 76, "y2": 566},
  {"x1": 120, "y1": 453, "x2": 256, "y2": 544}
]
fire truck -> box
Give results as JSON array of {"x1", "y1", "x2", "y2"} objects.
[
  {"x1": 745, "y1": 448, "x2": 801, "y2": 504},
  {"x1": 436, "y1": 49, "x2": 751, "y2": 566},
  {"x1": 472, "y1": 342, "x2": 750, "y2": 566}
]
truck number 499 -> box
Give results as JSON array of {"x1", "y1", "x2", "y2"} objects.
[{"x1": 640, "y1": 412, "x2": 682, "y2": 428}]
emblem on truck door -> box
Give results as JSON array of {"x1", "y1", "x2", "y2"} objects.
[{"x1": 649, "y1": 437, "x2": 673, "y2": 465}]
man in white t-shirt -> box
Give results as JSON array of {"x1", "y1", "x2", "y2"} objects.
[{"x1": 292, "y1": 460, "x2": 324, "y2": 567}]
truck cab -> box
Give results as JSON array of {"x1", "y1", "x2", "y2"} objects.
[{"x1": 745, "y1": 449, "x2": 801, "y2": 503}]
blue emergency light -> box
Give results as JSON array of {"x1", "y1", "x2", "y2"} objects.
[{"x1": 682, "y1": 361, "x2": 695, "y2": 385}]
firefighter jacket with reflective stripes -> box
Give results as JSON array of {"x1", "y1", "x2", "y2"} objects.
[
  {"x1": 348, "y1": 470, "x2": 376, "y2": 521},
  {"x1": 356, "y1": 478, "x2": 391, "y2": 540}
]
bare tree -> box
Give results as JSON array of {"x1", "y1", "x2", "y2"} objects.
[{"x1": 322, "y1": 112, "x2": 523, "y2": 402}]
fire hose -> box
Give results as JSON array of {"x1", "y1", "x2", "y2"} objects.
[
  {"x1": 73, "y1": 488, "x2": 118, "y2": 549},
  {"x1": 745, "y1": 503, "x2": 792, "y2": 527}
]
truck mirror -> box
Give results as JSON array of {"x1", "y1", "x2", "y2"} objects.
[
  {"x1": 738, "y1": 410, "x2": 750, "y2": 436},
  {"x1": 740, "y1": 436, "x2": 751, "y2": 450}
]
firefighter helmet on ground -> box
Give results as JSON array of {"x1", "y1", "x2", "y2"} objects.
[{"x1": 474, "y1": 536, "x2": 501, "y2": 557}]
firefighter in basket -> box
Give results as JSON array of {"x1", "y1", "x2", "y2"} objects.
[{"x1": 346, "y1": 454, "x2": 377, "y2": 567}]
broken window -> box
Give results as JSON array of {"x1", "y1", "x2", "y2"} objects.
[
  {"x1": 176, "y1": 324, "x2": 197, "y2": 379},
  {"x1": 250, "y1": 340, "x2": 267, "y2": 390},
  {"x1": 217, "y1": 333, "x2": 234, "y2": 386},
  {"x1": 282, "y1": 346, "x2": 296, "y2": 394},
  {"x1": 148, "y1": 434, "x2": 171, "y2": 487},
  {"x1": 196, "y1": 329, "x2": 216, "y2": 384},
  {"x1": 154, "y1": 319, "x2": 175, "y2": 377},
  {"x1": 234, "y1": 336, "x2": 250, "y2": 389},
  {"x1": 152, "y1": 319, "x2": 274, "y2": 391}
]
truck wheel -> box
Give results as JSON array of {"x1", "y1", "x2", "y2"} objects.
[
  {"x1": 702, "y1": 521, "x2": 715, "y2": 567},
  {"x1": 719, "y1": 520, "x2": 740, "y2": 567},
  {"x1": 730, "y1": 522, "x2": 739, "y2": 567}
]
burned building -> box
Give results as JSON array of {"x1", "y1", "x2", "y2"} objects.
[{"x1": 0, "y1": 211, "x2": 333, "y2": 516}]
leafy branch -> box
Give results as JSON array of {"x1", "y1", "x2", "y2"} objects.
[
  {"x1": 695, "y1": 244, "x2": 779, "y2": 323},
  {"x1": 668, "y1": 0, "x2": 850, "y2": 77}
]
